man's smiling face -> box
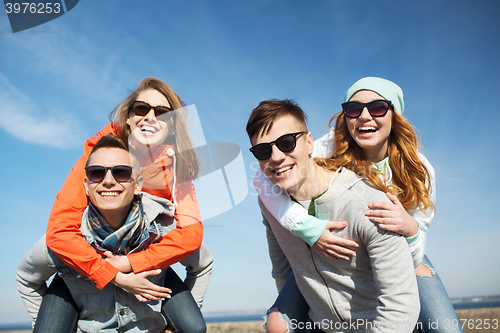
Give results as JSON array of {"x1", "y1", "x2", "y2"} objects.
[
  {"x1": 84, "y1": 147, "x2": 140, "y2": 227},
  {"x1": 251, "y1": 115, "x2": 313, "y2": 197}
]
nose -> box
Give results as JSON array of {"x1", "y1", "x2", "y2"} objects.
[
  {"x1": 142, "y1": 108, "x2": 157, "y2": 122},
  {"x1": 101, "y1": 169, "x2": 116, "y2": 186},
  {"x1": 358, "y1": 106, "x2": 372, "y2": 120},
  {"x1": 269, "y1": 144, "x2": 286, "y2": 162}
]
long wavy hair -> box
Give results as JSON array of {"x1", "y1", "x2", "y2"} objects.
[
  {"x1": 322, "y1": 110, "x2": 434, "y2": 214},
  {"x1": 109, "y1": 77, "x2": 199, "y2": 181}
]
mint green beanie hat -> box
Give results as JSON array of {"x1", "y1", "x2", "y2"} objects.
[{"x1": 344, "y1": 77, "x2": 404, "y2": 115}]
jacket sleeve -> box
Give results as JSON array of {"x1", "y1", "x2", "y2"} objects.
[
  {"x1": 45, "y1": 123, "x2": 119, "y2": 289},
  {"x1": 254, "y1": 171, "x2": 311, "y2": 230},
  {"x1": 312, "y1": 129, "x2": 335, "y2": 159},
  {"x1": 127, "y1": 178, "x2": 204, "y2": 272},
  {"x1": 16, "y1": 235, "x2": 56, "y2": 326},
  {"x1": 408, "y1": 153, "x2": 436, "y2": 266},
  {"x1": 179, "y1": 242, "x2": 214, "y2": 308}
]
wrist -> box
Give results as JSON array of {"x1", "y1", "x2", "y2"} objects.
[
  {"x1": 405, "y1": 218, "x2": 419, "y2": 238},
  {"x1": 403, "y1": 215, "x2": 419, "y2": 238},
  {"x1": 111, "y1": 272, "x2": 124, "y2": 288},
  {"x1": 406, "y1": 227, "x2": 420, "y2": 244},
  {"x1": 122, "y1": 256, "x2": 132, "y2": 273}
]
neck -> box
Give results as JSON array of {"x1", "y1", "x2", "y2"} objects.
[
  {"x1": 364, "y1": 143, "x2": 389, "y2": 163},
  {"x1": 100, "y1": 205, "x2": 131, "y2": 230},
  {"x1": 289, "y1": 161, "x2": 334, "y2": 201},
  {"x1": 130, "y1": 142, "x2": 169, "y2": 168}
]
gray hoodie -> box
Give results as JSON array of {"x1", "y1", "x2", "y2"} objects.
[
  {"x1": 16, "y1": 192, "x2": 213, "y2": 330},
  {"x1": 260, "y1": 169, "x2": 419, "y2": 333}
]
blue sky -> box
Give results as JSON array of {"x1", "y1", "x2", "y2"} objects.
[{"x1": 1, "y1": 0, "x2": 499, "y2": 325}]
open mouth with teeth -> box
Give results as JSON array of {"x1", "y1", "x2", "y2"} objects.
[
  {"x1": 98, "y1": 191, "x2": 122, "y2": 198},
  {"x1": 273, "y1": 165, "x2": 294, "y2": 177},
  {"x1": 140, "y1": 125, "x2": 158, "y2": 135},
  {"x1": 358, "y1": 126, "x2": 378, "y2": 134}
]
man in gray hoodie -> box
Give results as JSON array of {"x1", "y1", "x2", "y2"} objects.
[
  {"x1": 246, "y1": 99, "x2": 419, "y2": 333},
  {"x1": 16, "y1": 134, "x2": 212, "y2": 332}
]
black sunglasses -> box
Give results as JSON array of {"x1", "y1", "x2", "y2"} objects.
[
  {"x1": 130, "y1": 101, "x2": 173, "y2": 120},
  {"x1": 341, "y1": 100, "x2": 392, "y2": 118},
  {"x1": 85, "y1": 165, "x2": 134, "y2": 183},
  {"x1": 250, "y1": 131, "x2": 306, "y2": 161}
]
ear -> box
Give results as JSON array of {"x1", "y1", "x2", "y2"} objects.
[
  {"x1": 307, "y1": 132, "x2": 314, "y2": 155},
  {"x1": 83, "y1": 177, "x2": 90, "y2": 196},
  {"x1": 134, "y1": 175, "x2": 143, "y2": 195}
]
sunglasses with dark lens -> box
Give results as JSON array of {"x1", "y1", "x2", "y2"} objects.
[
  {"x1": 131, "y1": 101, "x2": 173, "y2": 119},
  {"x1": 85, "y1": 165, "x2": 134, "y2": 183},
  {"x1": 250, "y1": 131, "x2": 307, "y2": 161},
  {"x1": 341, "y1": 100, "x2": 391, "y2": 118}
]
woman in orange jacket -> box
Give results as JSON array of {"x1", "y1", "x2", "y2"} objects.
[{"x1": 38, "y1": 77, "x2": 207, "y2": 333}]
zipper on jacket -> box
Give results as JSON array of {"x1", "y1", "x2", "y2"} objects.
[{"x1": 309, "y1": 247, "x2": 346, "y2": 324}]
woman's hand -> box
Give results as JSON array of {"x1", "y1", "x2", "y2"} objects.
[
  {"x1": 313, "y1": 221, "x2": 359, "y2": 261},
  {"x1": 366, "y1": 192, "x2": 418, "y2": 237},
  {"x1": 103, "y1": 251, "x2": 133, "y2": 273},
  {"x1": 112, "y1": 270, "x2": 172, "y2": 302}
]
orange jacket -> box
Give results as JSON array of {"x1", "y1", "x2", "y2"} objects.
[{"x1": 46, "y1": 123, "x2": 203, "y2": 289}]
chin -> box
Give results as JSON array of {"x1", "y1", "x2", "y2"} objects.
[{"x1": 132, "y1": 135, "x2": 164, "y2": 148}]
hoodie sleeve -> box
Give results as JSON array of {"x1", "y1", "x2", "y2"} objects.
[
  {"x1": 16, "y1": 235, "x2": 56, "y2": 325},
  {"x1": 179, "y1": 242, "x2": 213, "y2": 308},
  {"x1": 259, "y1": 198, "x2": 292, "y2": 292}
]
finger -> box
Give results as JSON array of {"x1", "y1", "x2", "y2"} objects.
[
  {"x1": 385, "y1": 192, "x2": 400, "y2": 204},
  {"x1": 324, "y1": 234, "x2": 359, "y2": 248},
  {"x1": 329, "y1": 246, "x2": 357, "y2": 257},
  {"x1": 368, "y1": 201, "x2": 394, "y2": 210},
  {"x1": 102, "y1": 250, "x2": 113, "y2": 258},
  {"x1": 139, "y1": 269, "x2": 163, "y2": 278},
  {"x1": 143, "y1": 293, "x2": 167, "y2": 301},
  {"x1": 135, "y1": 294, "x2": 148, "y2": 302},
  {"x1": 366, "y1": 209, "x2": 392, "y2": 219},
  {"x1": 144, "y1": 283, "x2": 172, "y2": 294},
  {"x1": 142, "y1": 289, "x2": 172, "y2": 300},
  {"x1": 325, "y1": 220, "x2": 347, "y2": 230},
  {"x1": 326, "y1": 239, "x2": 359, "y2": 249},
  {"x1": 326, "y1": 254, "x2": 339, "y2": 261},
  {"x1": 368, "y1": 216, "x2": 396, "y2": 225},
  {"x1": 137, "y1": 279, "x2": 172, "y2": 294},
  {"x1": 328, "y1": 250, "x2": 350, "y2": 261},
  {"x1": 318, "y1": 250, "x2": 338, "y2": 262},
  {"x1": 374, "y1": 222, "x2": 400, "y2": 232}
]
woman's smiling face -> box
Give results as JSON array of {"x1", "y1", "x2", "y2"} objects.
[
  {"x1": 128, "y1": 89, "x2": 172, "y2": 148},
  {"x1": 346, "y1": 90, "x2": 393, "y2": 162}
]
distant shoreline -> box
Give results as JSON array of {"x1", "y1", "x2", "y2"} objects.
[{"x1": 3, "y1": 302, "x2": 500, "y2": 333}]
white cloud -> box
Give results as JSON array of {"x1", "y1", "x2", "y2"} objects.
[
  {"x1": 1, "y1": 22, "x2": 132, "y2": 113},
  {"x1": 0, "y1": 73, "x2": 85, "y2": 148}
]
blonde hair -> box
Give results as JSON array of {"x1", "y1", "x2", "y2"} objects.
[
  {"x1": 326, "y1": 110, "x2": 434, "y2": 214},
  {"x1": 109, "y1": 77, "x2": 199, "y2": 181}
]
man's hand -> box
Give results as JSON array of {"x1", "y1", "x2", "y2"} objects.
[
  {"x1": 103, "y1": 251, "x2": 133, "y2": 273},
  {"x1": 312, "y1": 221, "x2": 358, "y2": 261},
  {"x1": 112, "y1": 270, "x2": 171, "y2": 302},
  {"x1": 366, "y1": 192, "x2": 418, "y2": 238}
]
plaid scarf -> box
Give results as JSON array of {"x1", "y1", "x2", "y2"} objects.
[{"x1": 85, "y1": 195, "x2": 147, "y2": 255}]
